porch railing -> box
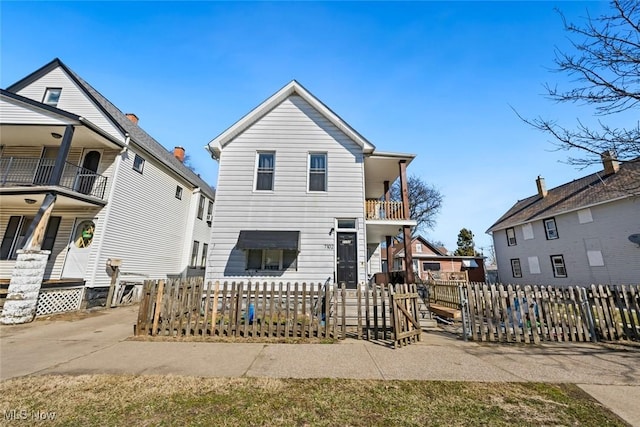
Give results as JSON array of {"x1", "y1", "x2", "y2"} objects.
[
  {"x1": 0, "y1": 157, "x2": 108, "y2": 200},
  {"x1": 365, "y1": 200, "x2": 406, "y2": 220}
]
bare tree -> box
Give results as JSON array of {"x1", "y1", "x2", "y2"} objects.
[
  {"x1": 391, "y1": 174, "x2": 443, "y2": 236},
  {"x1": 521, "y1": 1, "x2": 640, "y2": 175}
]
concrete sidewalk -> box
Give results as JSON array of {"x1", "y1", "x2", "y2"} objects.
[{"x1": 1, "y1": 305, "x2": 639, "y2": 425}]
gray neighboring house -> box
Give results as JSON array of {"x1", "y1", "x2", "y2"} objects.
[
  {"x1": 487, "y1": 154, "x2": 640, "y2": 286},
  {"x1": 1, "y1": 59, "x2": 216, "y2": 306}
]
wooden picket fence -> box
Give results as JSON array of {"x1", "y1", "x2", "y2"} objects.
[
  {"x1": 462, "y1": 283, "x2": 640, "y2": 343},
  {"x1": 135, "y1": 279, "x2": 422, "y2": 348}
]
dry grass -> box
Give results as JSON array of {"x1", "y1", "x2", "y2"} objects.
[{"x1": 0, "y1": 375, "x2": 627, "y2": 426}]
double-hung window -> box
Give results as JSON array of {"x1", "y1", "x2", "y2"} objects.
[
  {"x1": 133, "y1": 154, "x2": 145, "y2": 173},
  {"x1": 550, "y1": 255, "x2": 567, "y2": 277},
  {"x1": 506, "y1": 227, "x2": 517, "y2": 246},
  {"x1": 510, "y1": 258, "x2": 522, "y2": 278},
  {"x1": 308, "y1": 153, "x2": 327, "y2": 192},
  {"x1": 1, "y1": 216, "x2": 61, "y2": 260},
  {"x1": 197, "y1": 195, "x2": 205, "y2": 220},
  {"x1": 207, "y1": 200, "x2": 213, "y2": 225},
  {"x1": 544, "y1": 218, "x2": 559, "y2": 240},
  {"x1": 255, "y1": 152, "x2": 275, "y2": 191},
  {"x1": 201, "y1": 243, "x2": 208, "y2": 268},
  {"x1": 190, "y1": 241, "x2": 199, "y2": 268}
]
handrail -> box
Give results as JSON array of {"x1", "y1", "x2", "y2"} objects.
[
  {"x1": 365, "y1": 200, "x2": 406, "y2": 220},
  {"x1": 0, "y1": 157, "x2": 108, "y2": 199}
]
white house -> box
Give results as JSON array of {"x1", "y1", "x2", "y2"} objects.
[
  {"x1": 205, "y1": 81, "x2": 416, "y2": 288},
  {"x1": 0, "y1": 59, "x2": 215, "y2": 312},
  {"x1": 487, "y1": 154, "x2": 640, "y2": 286}
]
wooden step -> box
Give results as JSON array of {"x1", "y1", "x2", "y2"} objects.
[{"x1": 428, "y1": 303, "x2": 461, "y2": 320}]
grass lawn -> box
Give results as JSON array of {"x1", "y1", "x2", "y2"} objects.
[{"x1": 0, "y1": 375, "x2": 627, "y2": 426}]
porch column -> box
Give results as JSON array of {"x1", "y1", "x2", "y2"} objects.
[
  {"x1": 399, "y1": 160, "x2": 414, "y2": 283},
  {"x1": 49, "y1": 125, "x2": 74, "y2": 185},
  {"x1": 383, "y1": 180, "x2": 390, "y2": 219},
  {"x1": 0, "y1": 193, "x2": 57, "y2": 324},
  {"x1": 385, "y1": 235, "x2": 392, "y2": 283}
]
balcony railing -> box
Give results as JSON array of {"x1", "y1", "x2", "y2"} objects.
[
  {"x1": 365, "y1": 200, "x2": 407, "y2": 220},
  {"x1": 0, "y1": 157, "x2": 108, "y2": 200}
]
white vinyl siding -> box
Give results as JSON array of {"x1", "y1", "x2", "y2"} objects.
[
  {"x1": 0, "y1": 97, "x2": 75, "y2": 125},
  {"x1": 14, "y1": 67, "x2": 124, "y2": 143},
  {"x1": 88, "y1": 146, "x2": 207, "y2": 287},
  {"x1": 207, "y1": 95, "x2": 366, "y2": 284}
]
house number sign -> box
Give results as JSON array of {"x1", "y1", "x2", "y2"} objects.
[{"x1": 324, "y1": 244, "x2": 334, "y2": 250}]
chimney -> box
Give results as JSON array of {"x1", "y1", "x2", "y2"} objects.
[
  {"x1": 601, "y1": 150, "x2": 619, "y2": 175},
  {"x1": 125, "y1": 113, "x2": 139, "y2": 125},
  {"x1": 536, "y1": 175, "x2": 547, "y2": 198},
  {"x1": 173, "y1": 146, "x2": 185, "y2": 163}
]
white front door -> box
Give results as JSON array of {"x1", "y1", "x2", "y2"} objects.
[{"x1": 61, "y1": 218, "x2": 96, "y2": 279}]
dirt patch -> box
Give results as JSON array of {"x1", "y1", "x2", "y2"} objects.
[{"x1": 35, "y1": 308, "x2": 107, "y2": 323}]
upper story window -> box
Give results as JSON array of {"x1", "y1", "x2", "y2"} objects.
[
  {"x1": 551, "y1": 254, "x2": 567, "y2": 277},
  {"x1": 415, "y1": 243, "x2": 423, "y2": 253},
  {"x1": 207, "y1": 200, "x2": 213, "y2": 225},
  {"x1": 43, "y1": 88, "x2": 62, "y2": 107},
  {"x1": 510, "y1": 258, "x2": 522, "y2": 278},
  {"x1": 506, "y1": 227, "x2": 517, "y2": 246},
  {"x1": 308, "y1": 153, "x2": 327, "y2": 192},
  {"x1": 175, "y1": 186, "x2": 183, "y2": 200},
  {"x1": 423, "y1": 262, "x2": 440, "y2": 271},
  {"x1": 544, "y1": 218, "x2": 559, "y2": 240},
  {"x1": 133, "y1": 154, "x2": 145, "y2": 174},
  {"x1": 255, "y1": 152, "x2": 275, "y2": 191},
  {"x1": 197, "y1": 195, "x2": 205, "y2": 220}
]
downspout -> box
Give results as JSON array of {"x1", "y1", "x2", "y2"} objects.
[{"x1": 87, "y1": 134, "x2": 129, "y2": 290}]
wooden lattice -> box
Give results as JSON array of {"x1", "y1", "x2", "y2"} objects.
[{"x1": 36, "y1": 287, "x2": 83, "y2": 316}]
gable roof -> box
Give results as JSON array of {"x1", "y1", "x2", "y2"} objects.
[
  {"x1": 389, "y1": 235, "x2": 448, "y2": 258},
  {"x1": 7, "y1": 59, "x2": 215, "y2": 199},
  {"x1": 0, "y1": 89, "x2": 125, "y2": 146},
  {"x1": 486, "y1": 160, "x2": 640, "y2": 233},
  {"x1": 206, "y1": 80, "x2": 376, "y2": 159}
]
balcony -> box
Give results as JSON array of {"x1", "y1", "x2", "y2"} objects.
[
  {"x1": 0, "y1": 157, "x2": 108, "y2": 200},
  {"x1": 365, "y1": 199, "x2": 416, "y2": 243},
  {"x1": 365, "y1": 200, "x2": 406, "y2": 220}
]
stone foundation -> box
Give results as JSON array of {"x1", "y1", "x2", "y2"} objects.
[{"x1": 0, "y1": 250, "x2": 50, "y2": 325}]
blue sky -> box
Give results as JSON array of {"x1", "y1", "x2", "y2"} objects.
[{"x1": 1, "y1": 1, "x2": 620, "y2": 255}]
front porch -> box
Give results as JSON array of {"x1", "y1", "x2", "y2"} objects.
[{"x1": 363, "y1": 152, "x2": 417, "y2": 283}]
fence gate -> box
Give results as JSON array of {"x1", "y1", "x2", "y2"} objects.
[{"x1": 389, "y1": 284, "x2": 422, "y2": 348}]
